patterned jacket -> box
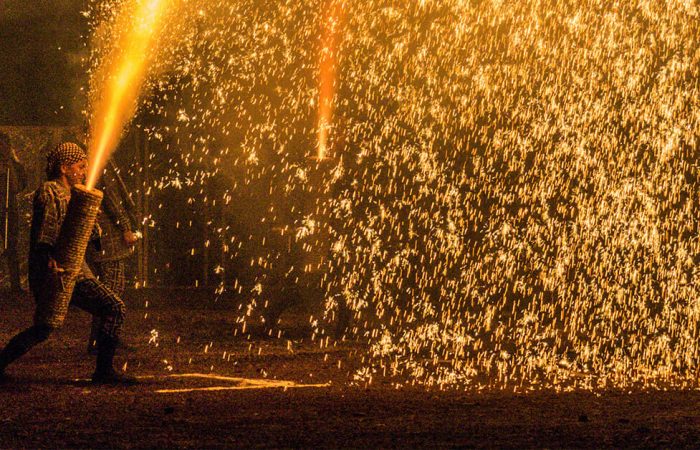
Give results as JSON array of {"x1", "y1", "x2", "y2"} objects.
[{"x1": 29, "y1": 181, "x2": 98, "y2": 326}]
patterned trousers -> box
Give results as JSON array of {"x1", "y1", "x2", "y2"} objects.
[
  {"x1": 88, "y1": 260, "x2": 126, "y2": 349},
  {"x1": 92, "y1": 259, "x2": 126, "y2": 298},
  {"x1": 73, "y1": 276, "x2": 126, "y2": 341},
  {"x1": 0, "y1": 276, "x2": 125, "y2": 374}
]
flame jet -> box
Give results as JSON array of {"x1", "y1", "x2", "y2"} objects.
[
  {"x1": 317, "y1": 1, "x2": 344, "y2": 160},
  {"x1": 87, "y1": 0, "x2": 173, "y2": 189}
]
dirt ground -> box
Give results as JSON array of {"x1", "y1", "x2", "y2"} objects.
[{"x1": 1, "y1": 289, "x2": 700, "y2": 449}]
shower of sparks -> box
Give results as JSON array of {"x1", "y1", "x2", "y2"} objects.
[
  {"x1": 317, "y1": 1, "x2": 344, "y2": 159},
  {"x1": 86, "y1": 0, "x2": 175, "y2": 189},
  {"x1": 86, "y1": 0, "x2": 700, "y2": 391}
]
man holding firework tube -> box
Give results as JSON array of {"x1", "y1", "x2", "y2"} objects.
[{"x1": 0, "y1": 142, "x2": 136, "y2": 385}]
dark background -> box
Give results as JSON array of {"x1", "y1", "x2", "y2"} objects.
[{"x1": 0, "y1": 1, "x2": 88, "y2": 125}]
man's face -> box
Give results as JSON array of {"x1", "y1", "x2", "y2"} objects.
[{"x1": 62, "y1": 159, "x2": 88, "y2": 186}]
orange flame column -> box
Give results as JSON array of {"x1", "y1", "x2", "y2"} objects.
[
  {"x1": 317, "y1": 1, "x2": 344, "y2": 160},
  {"x1": 87, "y1": 0, "x2": 173, "y2": 189}
]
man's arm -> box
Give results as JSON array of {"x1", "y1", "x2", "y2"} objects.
[
  {"x1": 34, "y1": 186, "x2": 61, "y2": 249},
  {"x1": 33, "y1": 186, "x2": 62, "y2": 270},
  {"x1": 102, "y1": 184, "x2": 138, "y2": 245}
]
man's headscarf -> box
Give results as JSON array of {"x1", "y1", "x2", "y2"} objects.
[{"x1": 46, "y1": 142, "x2": 86, "y2": 178}]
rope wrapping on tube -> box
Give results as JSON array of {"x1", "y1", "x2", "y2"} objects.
[{"x1": 44, "y1": 184, "x2": 103, "y2": 327}]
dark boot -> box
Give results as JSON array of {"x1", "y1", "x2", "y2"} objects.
[{"x1": 92, "y1": 337, "x2": 138, "y2": 385}]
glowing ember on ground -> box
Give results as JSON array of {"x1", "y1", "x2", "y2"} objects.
[
  {"x1": 154, "y1": 373, "x2": 331, "y2": 394},
  {"x1": 73, "y1": 373, "x2": 331, "y2": 393}
]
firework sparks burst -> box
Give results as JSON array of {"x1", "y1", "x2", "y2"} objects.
[{"x1": 86, "y1": 0, "x2": 700, "y2": 391}]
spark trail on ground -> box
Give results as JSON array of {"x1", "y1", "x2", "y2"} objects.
[
  {"x1": 153, "y1": 373, "x2": 330, "y2": 393},
  {"x1": 85, "y1": 0, "x2": 700, "y2": 391}
]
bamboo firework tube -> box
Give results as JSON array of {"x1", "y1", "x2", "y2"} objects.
[{"x1": 47, "y1": 184, "x2": 103, "y2": 326}]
